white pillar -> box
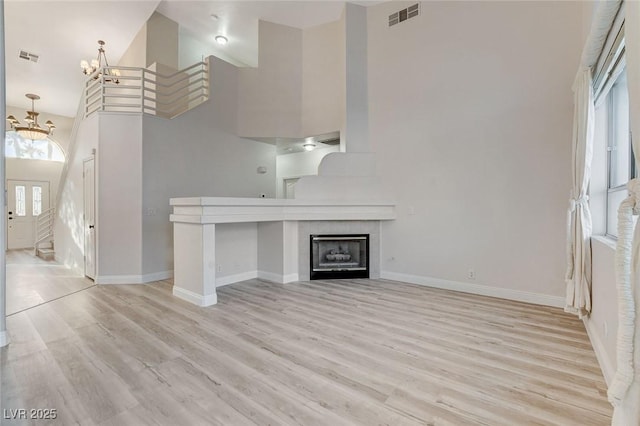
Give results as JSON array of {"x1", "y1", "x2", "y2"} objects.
[
  {"x1": 172, "y1": 222, "x2": 217, "y2": 306},
  {"x1": 0, "y1": 0, "x2": 9, "y2": 348}
]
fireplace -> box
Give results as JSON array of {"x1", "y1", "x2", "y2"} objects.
[{"x1": 310, "y1": 234, "x2": 369, "y2": 280}]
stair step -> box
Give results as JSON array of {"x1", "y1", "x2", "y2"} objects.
[{"x1": 36, "y1": 248, "x2": 55, "y2": 260}]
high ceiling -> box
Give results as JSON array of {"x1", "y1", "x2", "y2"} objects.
[{"x1": 4, "y1": 1, "x2": 359, "y2": 118}]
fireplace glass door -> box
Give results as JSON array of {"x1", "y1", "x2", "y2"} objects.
[{"x1": 310, "y1": 234, "x2": 369, "y2": 280}]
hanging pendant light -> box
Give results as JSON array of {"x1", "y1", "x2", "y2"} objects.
[
  {"x1": 6, "y1": 94, "x2": 55, "y2": 140},
  {"x1": 80, "y1": 40, "x2": 120, "y2": 84}
]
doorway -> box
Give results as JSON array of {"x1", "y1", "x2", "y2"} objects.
[
  {"x1": 283, "y1": 177, "x2": 299, "y2": 199},
  {"x1": 7, "y1": 180, "x2": 50, "y2": 249}
]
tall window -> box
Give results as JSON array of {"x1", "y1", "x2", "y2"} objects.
[
  {"x1": 595, "y1": 43, "x2": 632, "y2": 238},
  {"x1": 32, "y1": 186, "x2": 42, "y2": 216},
  {"x1": 15, "y1": 186, "x2": 26, "y2": 217}
]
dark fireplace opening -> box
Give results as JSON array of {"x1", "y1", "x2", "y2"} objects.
[{"x1": 310, "y1": 234, "x2": 369, "y2": 280}]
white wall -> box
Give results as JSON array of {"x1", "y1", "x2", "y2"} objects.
[
  {"x1": 237, "y1": 17, "x2": 345, "y2": 139},
  {"x1": 118, "y1": 22, "x2": 147, "y2": 68},
  {"x1": 302, "y1": 16, "x2": 345, "y2": 137},
  {"x1": 142, "y1": 56, "x2": 276, "y2": 277},
  {"x1": 146, "y1": 12, "x2": 178, "y2": 69},
  {"x1": 179, "y1": 28, "x2": 245, "y2": 69},
  {"x1": 119, "y1": 12, "x2": 178, "y2": 70},
  {"x1": 6, "y1": 159, "x2": 63, "y2": 204},
  {"x1": 588, "y1": 237, "x2": 618, "y2": 384},
  {"x1": 276, "y1": 146, "x2": 339, "y2": 198},
  {"x1": 216, "y1": 223, "x2": 258, "y2": 283},
  {"x1": 368, "y1": 1, "x2": 583, "y2": 302},
  {"x1": 238, "y1": 21, "x2": 303, "y2": 138},
  {"x1": 55, "y1": 114, "x2": 99, "y2": 274},
  {"x1": 98, "y1": 113, "x2": 143, "y2": 278}
]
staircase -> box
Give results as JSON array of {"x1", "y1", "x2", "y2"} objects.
[{"x1": 34, "y1": 207, "x2": 55, "y2": 260}]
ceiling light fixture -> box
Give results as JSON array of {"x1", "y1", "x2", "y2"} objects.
[
  {"x1": 215, "y1": 35, "x2": 228, "y2": 45},
  {"x1": 80, "y1": 40, "x2": 120, "y2": 83},
  {"x1": 6, "y1": 94, "x2": 55, "y2": 140},
  {"x1": 303, "y1": 141, "x2": 316, "y2": 151}
]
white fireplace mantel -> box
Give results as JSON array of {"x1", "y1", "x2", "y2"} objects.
[{"x1": 170, "y1": 197, "x2": 395, "y2": 307}]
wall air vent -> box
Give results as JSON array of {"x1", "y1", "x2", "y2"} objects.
[
  {"x1": 389, "y1": 3, "x2": 420, "y2": 27},
  {"x1": 19, "y1": 50, "x2": 39, "y2": 63}
]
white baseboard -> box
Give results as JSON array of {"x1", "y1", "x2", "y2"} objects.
[
  {"x1": 283, "y1": 273, "x2": 299, "y2": 283},
  {"x1": 172, "y1": 286, "x2": 217, "y2": 307},
  {"x1": 96, "y1": 270, "x2": 173, "y2": 285},
  {"x1": 380, "y1": 271, "x2": 565, "y2": 308},
  {"x1": 0, "y1": 330, "x2": 8, "y2": 348},
  {"x1": 256, "y1": 271, "x2": 299, "y2": 284},
  {"x1": 143, "y1": 270, "x2": 174, "y2": 282},
  {"x1": 216, "y1": 271, "x2": 258, "y2": 287},
  {"x1": 583, "y1": 317, "x2": 615, "y2": 386}
]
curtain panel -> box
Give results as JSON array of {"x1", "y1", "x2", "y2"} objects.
[{"x1": 564, "y1": 69, "x2": 594, "y2": 318}]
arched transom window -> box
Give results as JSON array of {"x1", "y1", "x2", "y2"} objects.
[{"x1": 5, "y1": 131, "x2": 65, "y2": 162}]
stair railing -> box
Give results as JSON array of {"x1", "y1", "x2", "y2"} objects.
[{"x1": 34, "y1": 207, "x2": 55, "y2": 248}]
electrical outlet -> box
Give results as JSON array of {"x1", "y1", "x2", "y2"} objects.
[
  {"x1": 467, "y1": 268, "x2": 475, "y2": 280},
  {"x1": 217, "y1": 264, "x2": 222, "y2": 273}
]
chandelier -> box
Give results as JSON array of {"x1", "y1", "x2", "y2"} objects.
[
  {"x1": 80, "y1": 40, "x2": 120, "y2": 83},
  {"x1": 6, "y1": 94, "x2": 55, "y2": 141}
]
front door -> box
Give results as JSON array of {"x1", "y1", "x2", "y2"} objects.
[
  {"x1": 83, "y1": 158, "x2": 96, "y2": 280},
  {"x1": 7, "y1": 180, "x2": 50, "y2": 249}
]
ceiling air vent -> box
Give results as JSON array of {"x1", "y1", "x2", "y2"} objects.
[
  {"x1": 389, "y1": 3, "x2": 419, "y2": 27},
  {"x1": 19, "y1": 50, "x2": 39, "y2": 63}
]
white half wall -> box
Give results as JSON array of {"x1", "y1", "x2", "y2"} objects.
[
  {"x1": 276, "y1": 146, "x2": 339, "y2": 198},
  {"x1": 368, "y1": 1, "x2": 583, "y2": 299}
]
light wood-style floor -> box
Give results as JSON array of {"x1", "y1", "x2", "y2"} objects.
[
  {"x1": 6, "y1": 249, "x2": 94, "y2": 315},
  {"x1": 1, "y1": 277, "x2": 611, "y2": 425}
]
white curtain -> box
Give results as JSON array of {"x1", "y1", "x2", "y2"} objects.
[
  {"x1": 564, "y1": 69, "x2": 594, "y2": 319},
  {"x1": 609, "y1": 2, "x2": 640, "y2": 424}
]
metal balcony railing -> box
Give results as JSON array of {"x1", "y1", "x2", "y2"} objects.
[{"x1": 84, "y1": 59, "x2": 209, "y2": 119}]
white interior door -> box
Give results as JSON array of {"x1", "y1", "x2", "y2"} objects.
[
  {"x1": 7, "y1": 180, "x2": 50, "y2": 249},
  {"x1": 83, "y1": 158, "x2": 96, "y2": 280}
]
